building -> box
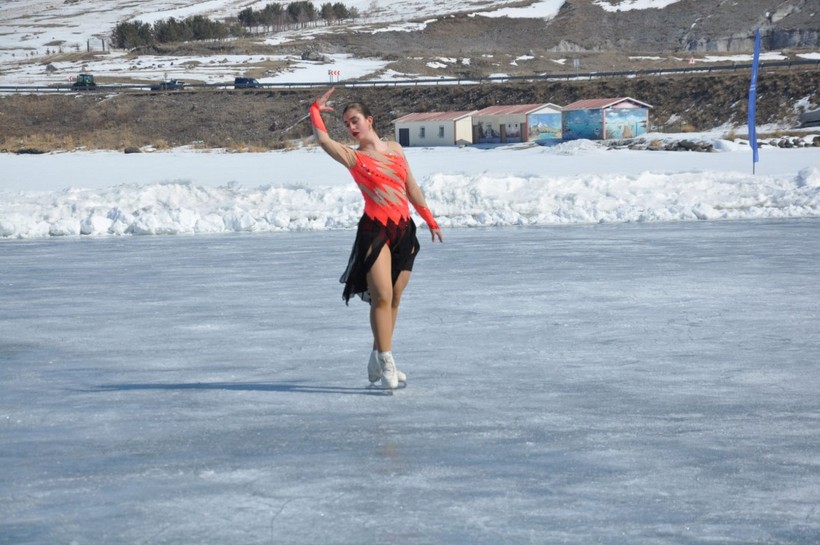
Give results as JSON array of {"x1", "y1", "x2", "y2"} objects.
[
  {"x1": 527, "y1": 106, "x2": 564, "y2": 145},
  {"x1": 472, "y1": 104, "x2": 562, "y2": 144},
  {"x1": 393, "y1": 111, "x2": 476, "y2": 147},
  {"x1": 561, "y1": 97, "x2": 652, "y2": 141}
]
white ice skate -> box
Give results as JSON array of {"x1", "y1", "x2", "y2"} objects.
[
  {"x1": 378, "y1": 351, "x2": 399, "y2": 389},
  {"x1": 369, "y1": 350, "x2": 406, "y2": 384}
]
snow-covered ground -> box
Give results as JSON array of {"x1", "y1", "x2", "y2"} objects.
[
  {"x1": 1, "y1": 0, "x2": 818, "y2": 87},
  {"x1": 0, "y1": 0, "x2": 567, "y2": 86},
  {"x1": 1, "y1": 134, "x2": 819, "y2": 239}
]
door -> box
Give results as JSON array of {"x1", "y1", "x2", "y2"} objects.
[{"x1": 398, "y1": 128, "x2": 410, "y2": 147}]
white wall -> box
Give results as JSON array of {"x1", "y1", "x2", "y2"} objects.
[
  {"x1": 454, "y1": 117, "x2": 473, "y2": 146},
  {"x1": 395, "y1": 117, "x2": 473, "y2": 146}
]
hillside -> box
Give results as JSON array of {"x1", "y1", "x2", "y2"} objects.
[
  {"x1": 544, "y1": 0, "x2": 818, "y2": 52},
  {"x1": 1, "y1": 64, "x2": 817, "y2": 153},
  {"x1": 1, "y1": 0, "x2": 818, "y2": 152},
  {"x1": 322, "y1": 0, "x2": 819, "y2": 58}
]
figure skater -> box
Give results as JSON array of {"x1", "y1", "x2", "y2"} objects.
[{"x1": 309, "y1": 87, "x2": 443, "y2": 389}]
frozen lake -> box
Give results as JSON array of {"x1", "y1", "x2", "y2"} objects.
[{"x1": 2, "y1": 219, "x2": 819, "y2": 544}]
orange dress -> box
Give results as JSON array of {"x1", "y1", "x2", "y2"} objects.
[
  {"x1": 309, "y1": 102, "x2": 425, "y2": 304},
  {"x1": 341, "y1": 150, "x2": 420, "y2": 304}
]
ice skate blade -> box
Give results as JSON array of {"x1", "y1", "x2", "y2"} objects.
[{"x1": 367, "y1": 382, "x2": 407, "y2": 393}]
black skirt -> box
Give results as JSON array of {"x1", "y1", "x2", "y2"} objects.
[{"x1": 340, "y1": 215, "x2": 420, "y2": 304}]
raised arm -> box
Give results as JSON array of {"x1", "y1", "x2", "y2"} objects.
[{"x1": 310, "y1": 87, "x2": 357, "y2": 169}]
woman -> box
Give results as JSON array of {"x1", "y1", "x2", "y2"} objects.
[{"x1": 309, "y1": 87, "x2": 443, "y2": 389}]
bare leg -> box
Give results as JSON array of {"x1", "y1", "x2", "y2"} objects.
[
  {"x1": 372, "y1": 269, "x2": 411, "y2": 351},
  {"x1": 367, "y1": 244, "x2": 394, "y2": 353}
]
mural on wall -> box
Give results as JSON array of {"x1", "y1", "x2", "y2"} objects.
[
  {"x1": 604, "y1": 108, "x2": 648, "y2": 139},
  {"x1": 477, "y1": 122, "x2": 500, "y2": 144},
  {"x1": 477, "y1": 122, "x2": 522, "y2": 143},
  {"x1": 562, "y1": 108, "x2": 603, "y2": 141},
  {"x1": 528, "y1": 113, "x2": 562, "y2": 143},
  {"x1": 505, "y1": 123, "x2": 522, "y2": 143}
]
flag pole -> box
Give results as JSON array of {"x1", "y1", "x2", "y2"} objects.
[{"x1": 748, "y1": 27, "x2": 761, "y2": 174}]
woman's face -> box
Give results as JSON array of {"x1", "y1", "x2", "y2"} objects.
[{"x1": 342, "y1": 109, "x2": 373, "y2": 141}]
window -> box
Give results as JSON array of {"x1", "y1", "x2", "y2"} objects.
[
  {"x1": 419, "y1": 127, "x2": 425, "y2": 138},
  {"x1": 438, "y1": 126, "x2": 445, "y2": 138}
]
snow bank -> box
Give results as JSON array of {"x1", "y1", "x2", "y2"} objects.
[
  {"x1": 2, "y1": 167, "x2": 818, "y2": 238},
  {"x1": 3, "y1": 139, "x2": 819, "y2": 239}
]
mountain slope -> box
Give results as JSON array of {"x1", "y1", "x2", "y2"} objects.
[
  {"x1": 0, "y1": 0, "x2": 818, "y2": 152},
  {"x1": 318, "y1": 0, "x2": 819, "y2": 56},
  {"x1": 2, "y1": 68, "x2": 816, "y2": 152},
  {"x1": 544, "y1": 0, "x2": 819, "y2": 52}
]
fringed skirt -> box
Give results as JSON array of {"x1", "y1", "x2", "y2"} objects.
[{"x1": 340, "y1": 214, "x2": 420, "y2": 304}]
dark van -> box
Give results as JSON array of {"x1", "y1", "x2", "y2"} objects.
[{"x1": 234, "y1": 77, "x2": 262, "y2": 89}]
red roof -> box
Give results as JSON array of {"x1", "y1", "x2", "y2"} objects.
[
  {"x1": 394, "y1": 111, "x2": 475, "y2": 123},
  {"x1": 563, "y1": 97, "x2": 652, "y2": 110},
  {"x1": 474, "y1": 104, "x2": 559, "y2": 116}
]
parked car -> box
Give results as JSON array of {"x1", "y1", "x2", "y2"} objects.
[
  {"x1": 234, "y1": 77, "x2": 262, "y2": 89},
  {"x1": 71, "y1": 73, "x2": 97, "y2": 91},
  {"x1": 799, "y1": 108, "x2": 820, "y2": 128},
  {"x1": 150, "y1": 80, "x2": 185, "y2": 91}
]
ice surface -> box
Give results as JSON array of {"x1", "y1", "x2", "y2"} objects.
[{"x1": 2, "y1": 220, "x2": 819, "y2": 544}]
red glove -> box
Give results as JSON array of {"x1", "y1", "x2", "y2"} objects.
[
  {"x1": 414, "y1": 205, "x2": 439, "y2": 230},
  {"x1": 309, "y1": 101, "x2": 327, "y2": 134}
]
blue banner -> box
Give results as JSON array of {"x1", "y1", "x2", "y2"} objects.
[{"x1": 748, "y1": 28, "x2": 761, "y2": 168}]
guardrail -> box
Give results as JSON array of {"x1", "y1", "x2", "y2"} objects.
[{"x1": 1, "y1": 58, "x2": 817, "y2": 94}]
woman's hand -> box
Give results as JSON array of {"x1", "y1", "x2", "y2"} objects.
[
  {"x1": 429, "y1": 226, "x2": 443, "y2": 243},
  {"x1": 315, "y1": 87, "x2": 336, "y2": 113}
]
